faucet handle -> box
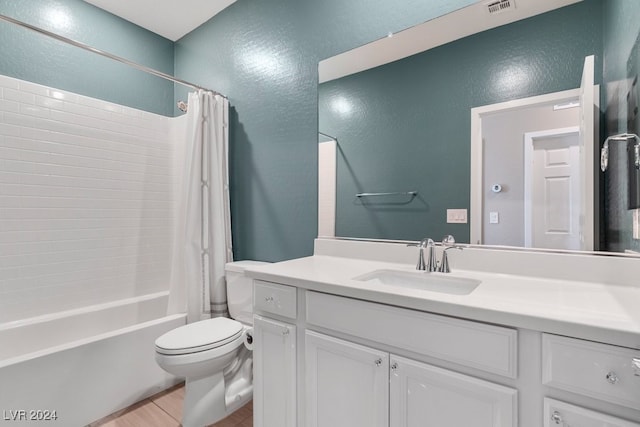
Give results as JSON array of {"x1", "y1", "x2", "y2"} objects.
[
  {"x1": 408, "y1": 238, "x2": 434, "y2": 270},
  {"x1": 442, "y1": 235, "x2": 456, "y2": 246},
  {"x1": 407, "y1": 241, "x2": 426, "y2": 270},
  {"x1": 420, "y1": 238, "x2": 434, "y2": 248},
  {"x1": 438, "y1": 250, "x2": 451, "y2": 273},
  {"x1": 419, "y1": 238, "x2": 436, "y2": 272},
  {"x1": 438, "y1": 243, "x2": 463, "y2": 273}
]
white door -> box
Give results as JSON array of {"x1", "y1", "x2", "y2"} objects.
[
  {"x1": 524, "y1": 128, "x2": 581, "y2": 250},
  {"x1": 579, "y1": 54, "x2": 596, "y2": 250},
  {"x1": 390, "y1": 355, "x2": 517, "y2": 427},
  {"x1": 253, "y1": 315, "x2": 296, "y2": 427},
  {"x1": 305, "y1": 330, "x2": 389, "y2": 427}
]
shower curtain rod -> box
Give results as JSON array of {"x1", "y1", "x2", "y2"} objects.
[{"x1": 0, "y1": 13, "x2": 226, "y2": 99}]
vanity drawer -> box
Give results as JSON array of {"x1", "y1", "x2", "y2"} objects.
[
  {"x1": 306, "y1": 291, "x2": 517, "y2": 378},
  {"x1": 544, "y1": 398, "x2": 640, "y2": 427},
  {"x1": 253, "y1": 280, "x2": 297, "y2": 320},
  {"x1": 542, "y1": 334, "x2": 640, "y2": 410}
]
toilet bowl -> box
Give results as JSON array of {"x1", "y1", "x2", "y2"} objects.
[{"x1": 155, "y1": 260, "x2": 267, "y2": 427}]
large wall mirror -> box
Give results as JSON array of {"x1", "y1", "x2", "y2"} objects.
[{"x1": 317, "y1": 0, "x2": 640, "y2": 254}]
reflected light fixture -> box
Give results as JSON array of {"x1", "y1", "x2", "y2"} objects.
[
  {"x1": 331, "y1": 96, "x2": 353, "y2": 116},
  {"x1": 45, "y1": 7, "x2": 72, "y2": 31}
]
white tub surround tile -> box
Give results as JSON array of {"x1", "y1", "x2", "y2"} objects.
[{"x1": 0, "y1": 75, "x2": 182, "y2": 323}]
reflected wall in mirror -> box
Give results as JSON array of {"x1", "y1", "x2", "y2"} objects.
[
  {"x1": 470, "y1": 82, "x2": 596, "y2": 251},
  {"x1": 318, "y1": 0, "x2": 640, "y2": 254}
]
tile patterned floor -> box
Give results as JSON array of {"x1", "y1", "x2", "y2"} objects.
[{"x1": 89, "y1": 384, "x2": 253, "y2": 427}]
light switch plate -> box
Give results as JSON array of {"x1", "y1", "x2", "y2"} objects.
[
  {"x1": 447, "y1": 209, "x2": 468, "y2": 224},
  {"x1": 489, "y1": 211, "x2": 499, "y2": 224}
]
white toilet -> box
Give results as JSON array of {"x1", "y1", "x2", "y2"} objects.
[{"x1": 155, "y1": 260, "x2": 267, "y2": 427}]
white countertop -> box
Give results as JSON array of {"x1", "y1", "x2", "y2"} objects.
[{"x1": 246, "y1": 254, "x2": 640, "y2": 349}]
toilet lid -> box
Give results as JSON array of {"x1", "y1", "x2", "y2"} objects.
[{"x1": 155, "y1": 317, "x2": 243, "y2": 355}]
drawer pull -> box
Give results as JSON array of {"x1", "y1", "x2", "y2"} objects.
[
  {"x1": 254, "y1": 281, "x2": 296, "y2": 319},
  {"x1": 605, "y1": 371, "x2": 619, "y2": 384},
  {"x1": 633, "y1": 358, "x2": 640, "y2": 377},
  {"x1": 550, "y1": 410, "x2": 563, "y2": 424}
]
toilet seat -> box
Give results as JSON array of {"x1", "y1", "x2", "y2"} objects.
[{"x1": 155, "y1": 317, "x2": 243, "y2": 355}]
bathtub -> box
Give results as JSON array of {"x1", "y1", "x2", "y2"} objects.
[{"x1": 0, "y1": 292, "x2": 186, "y2": 426}]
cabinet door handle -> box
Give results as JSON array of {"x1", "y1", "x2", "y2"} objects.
[
  {"x1": 550, "y1": 411, "x2": 563, "y2": 424},
  {"x1": 374, "y1": 358, "x2": 383, "y2": 367},
  {"x1": 606, "y1": 371, "x2": 619, "y2": 384},
  {"x1": 633, "y1": 358, "x2": 640, "y2": 377},
  {"x1": 390, "y1": 362, "x2": 398, "y2": 371},
  {"x1": 264, "y1": 296, "x2": 274, "y2": 303}
]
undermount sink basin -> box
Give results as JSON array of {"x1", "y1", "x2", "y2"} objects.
[{"x1": 353, "y1": 269, "x2": 481, "y2": 295}]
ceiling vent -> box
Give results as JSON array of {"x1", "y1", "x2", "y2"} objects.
[{"x1": 485, "y1": 0, "x2": 515, "y2": 15}]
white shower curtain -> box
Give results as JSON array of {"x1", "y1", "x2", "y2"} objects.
[{"x1": 168, "y1": 90, "x2": 233, "y2": 323}]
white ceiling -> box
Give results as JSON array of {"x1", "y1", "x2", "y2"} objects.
[{"x1": 82, "y1": 0, "x2": 236, "y2": 41}]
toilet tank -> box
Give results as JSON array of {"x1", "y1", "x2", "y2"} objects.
[{"x1": 225, "y1": 260, "x2": 269, "y2": 325}]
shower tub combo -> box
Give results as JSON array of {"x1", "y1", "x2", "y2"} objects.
[{"x1": 0, "y1": 292, "x2": 185, "y2": 426}]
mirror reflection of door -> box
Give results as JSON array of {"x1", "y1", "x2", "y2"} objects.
[
  {"x1": 477, "y1": 97, "x2": 581, "y2": 248},
  {"x1": 524, "y1": 128, "x2": 581, "y2": 250},
  {"x1": 471, "y1": 55, "x2": 596, "y2": 251}
]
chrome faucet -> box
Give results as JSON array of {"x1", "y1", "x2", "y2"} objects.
[
  {"x1": 438, "y1": 235, "x2": 462, "y2": 273},
  {"x1": 409, "y1": 238, "x2": 437, "y2": 271}
]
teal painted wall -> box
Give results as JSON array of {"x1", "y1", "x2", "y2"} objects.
[
  {"x1": 2, "y1": 0, "x2": 628, "y2": 259},
  {"x1": 319, "y1": 1, "x2": 603, "y2": 242},
  {"x1": 603, "y1": 0, "x2": 640, "y2": 252},
  {"x1": 174, "y1": 0, "x2": 476, "y2": 262},
  {"x1": 0, "y1": 0, "x2": 175, "y2": 116}
]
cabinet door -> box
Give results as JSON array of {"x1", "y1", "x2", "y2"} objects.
[
  {"x1": 544, "y1": 398, "x2": 640, "y2": 427},
  {"x1": 253, "y1": 315, "x2": 296, "y2": 427},
  {"x1": 390, "y1": 355, "x2": 517, "y2": 427},
  {"x1": 305, "y1": 330, "x2": 389, "y2": 427}
]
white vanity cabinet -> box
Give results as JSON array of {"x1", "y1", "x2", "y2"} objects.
[
  {"x1": 305, "y1": 330, "x2": 389, "y2": 427},
  {"x1": 252, "y1": 281, "x2": 298, "y2": 427},
  {"x1": 542, "y1": 334, "x2": 640, "y2": 411},
  {"x1": 542, "y1": 334, "x2": 640, "y2": 426},
  {"x1": 304, "y1": 291, "x2": 518, "y2": 427},
  {"x1": 390, "y1": 355, "x2": 517, "y2": 427},
  {"x1": 303, "y1": 329, "x2": 517, "y2": 427},
  {"x1": 252, "y1": 276, "x2": 640, "y2": 427}
]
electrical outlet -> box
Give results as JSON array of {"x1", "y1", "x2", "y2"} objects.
[
  {"x1": 489, "y1": 211, "x2": 499, "y2": 224},
  {"x1": 447, "y1": 209, "x2": 468, "y2": 224}
]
